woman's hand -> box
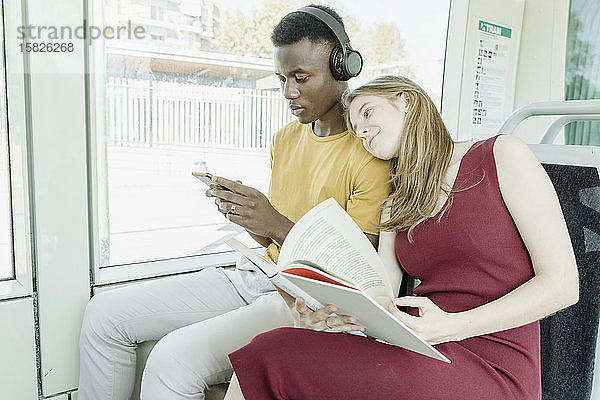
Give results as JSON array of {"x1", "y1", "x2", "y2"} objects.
[
  {"x1": 387, "y1": 296, "x2": 462, "y2": 345},
  {"x1": 293, "y1": 297, "x2": 365, "y2": 333}
]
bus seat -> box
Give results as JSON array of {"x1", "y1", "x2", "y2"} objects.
[{"x1": 529, "y1": 144, "x2": 600, "y2": 400}]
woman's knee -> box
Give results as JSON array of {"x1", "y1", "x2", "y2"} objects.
[
  {"x1": 232, "y1": 328, "x2": 314, "y2": 396},
  {"x1": 249, "y1": 327, "x2": 312, "y2": 360},
  {"x1": 253, "y1": 327, "x2": 305, "y2": 345}
]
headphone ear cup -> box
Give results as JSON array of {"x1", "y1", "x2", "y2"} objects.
[
  {"x1": 329, "y1": 44, "x2": 346, "y2": 81},
  {"x1": 345, "y1": 50, "x2": 363, "y2": 78}
]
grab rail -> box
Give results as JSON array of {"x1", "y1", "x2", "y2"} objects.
[
  {"x1": 498, "y1": 99, "x2": 600, "y2": 137},
  {"x1": 541, "y1": 115, "x2": 600, "y2": 144}
]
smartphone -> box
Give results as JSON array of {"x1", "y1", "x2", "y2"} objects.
[{"x1": 192, "y1": 171, "x2": 230, "y2": 191}]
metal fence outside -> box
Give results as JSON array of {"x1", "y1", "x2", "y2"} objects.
[{"x1": 105, "y1": 77, "x2": 293, "y2": 148}]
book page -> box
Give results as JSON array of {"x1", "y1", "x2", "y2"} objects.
[{"x1": 278, "y1": 198, "x2": 394, "y2": 300}]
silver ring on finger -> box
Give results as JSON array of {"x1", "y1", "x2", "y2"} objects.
[{"x1": 325, "y1": 317, "x2": 334, "y2": 329}]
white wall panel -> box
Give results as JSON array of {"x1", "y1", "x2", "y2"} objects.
[
  {"x1": 0, "y1": 298, "x2": 38, "y2": 400},
  {"x1": 26, "y1": 0, "x2": 91, "y2": 395}
]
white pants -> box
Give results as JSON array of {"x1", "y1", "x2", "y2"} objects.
[{"x1": 78, "y1": 264, "x2": 293, "y2": 400}]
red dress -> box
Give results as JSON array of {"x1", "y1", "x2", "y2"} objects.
[{"x1": 229, "y1": 135, "x2": 541, "y2": 399}]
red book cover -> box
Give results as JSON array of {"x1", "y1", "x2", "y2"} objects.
[{"x1": 282, "y1": 267, "x2": 356, "y2": 290}]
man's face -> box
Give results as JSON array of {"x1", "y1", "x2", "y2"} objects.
[{"x1": 274, "y1": 38, "x2": 345, "y2": 124}]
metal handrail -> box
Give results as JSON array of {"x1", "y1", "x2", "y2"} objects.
[
  {"x1": 498, "y1": 99, "x2": 600, "y2": 137},
  {"x1": 541, "y1": 115, "x2": 600, "y2": 144}
]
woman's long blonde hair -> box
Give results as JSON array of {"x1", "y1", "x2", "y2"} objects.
[{"x1": 343, "y1": 75, "x2": 454, "y2": 242}]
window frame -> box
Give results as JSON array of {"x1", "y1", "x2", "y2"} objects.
[
  {"x1": 0, "y1": 0, "x2": 14, "y2": 283},
  {"x1": 86, "y1": 0, "x2": 241, "y2": 286},
  {"x1": 0, "y1": 0, "x2": 33, "y2": 300}
]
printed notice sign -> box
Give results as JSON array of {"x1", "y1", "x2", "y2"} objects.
[{"x1": 470, "y1": 20, "x2": 512, "y2": 140}]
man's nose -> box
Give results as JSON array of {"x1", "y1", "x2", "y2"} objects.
[{"x1": 283, "y1": 81, "x2": 299, "y2": 99}]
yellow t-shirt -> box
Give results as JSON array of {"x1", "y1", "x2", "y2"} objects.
[{"x1": 265, "y1": 121, "x2": 392, "y2": 262}]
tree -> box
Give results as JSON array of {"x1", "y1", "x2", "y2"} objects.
[
  {"x1": 213, "y1": 0, "x2": 304, "y2": 58},
  {"x1": 369, "y1": 24, "x2": 407, "y2": 65},
  {"x1": 354, "y1": 23, "x2": 414, "y2": 79},
  {"x1": 212, "y1": 0, "x2": 413, "y2": 77}
]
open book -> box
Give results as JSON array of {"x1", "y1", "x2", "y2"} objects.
[{"x1": 226, "y1": 198, "x2": 450, "y2": 363}]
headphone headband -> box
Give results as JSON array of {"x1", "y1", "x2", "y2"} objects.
[
  {"x1": 296, "y1": 6, "x2": 351, "y2": 48},
  {"x1": 290, "y1": 6, "x2": 363, "y2": 81}
]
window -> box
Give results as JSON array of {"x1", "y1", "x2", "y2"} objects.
[
  {"x1": 92, "y1": 0, "x2": 450, "y2": 273},
  {"x1": 565, "y1": 0, "x2": 600, "y2": 146},
  {"x1": 182, "y1": 34, "x2": 196, "y2": 50},
  {"x1": 0, "y1": 5, "x2": 13, "y2": 281},
  {"x1": 151, "y1": 5, "x2": 165, "y2": 21},
  {"x1": 150, "y1": 33, "x2": 166, "y2": 42}
]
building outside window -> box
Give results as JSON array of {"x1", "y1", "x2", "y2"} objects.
[
  {"x1": 151, "y1": 4, "x2": 165, "y2": 21},
  {"x1": 150, "y1": 33, "x2": 166, "y2": 42},
  {"x1": 182, "y1": 34, "x2": 196, "y2": 50}
]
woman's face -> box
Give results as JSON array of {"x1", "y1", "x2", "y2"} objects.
[{"x1": 348, "y1": 94, "x2": 409, "y2": 160}]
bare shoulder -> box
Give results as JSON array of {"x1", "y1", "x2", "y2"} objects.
[
  {"x1": 492, "y1": 134, "x2": 548, "y2": 193},
  {"x1": 493, "y1": 134, "x2": 540, "y2": 174},
  {"x1": 493, "y1": 134, "x2": 531, "y2": 159}
]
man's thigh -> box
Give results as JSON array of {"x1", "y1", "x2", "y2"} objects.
[
  {"x1": 144, "y1": 292, "x2": 294, "y2": 386},
  {"x1": 89, "y1": 267, "x2": 248, "y2": 343}
]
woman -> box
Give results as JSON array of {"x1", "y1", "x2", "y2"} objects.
[{"x1": 223, "y1": 75, "x2": 579, "y2": 399}]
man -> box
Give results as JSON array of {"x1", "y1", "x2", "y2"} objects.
[{"x1": 78, "y1": 5, "x2": 390, "y2": 399}]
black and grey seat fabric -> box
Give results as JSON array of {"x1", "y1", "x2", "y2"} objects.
[{"x1": 535, "y1": 156, "x2": 600, "y2": 400}]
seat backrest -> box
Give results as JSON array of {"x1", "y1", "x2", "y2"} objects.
[
  {"x1": 540, "y1": 162, "x2": 600, "y2": 400},
  {"x1": 528, "y1": 144, "x2": 600, "y2": 400}
]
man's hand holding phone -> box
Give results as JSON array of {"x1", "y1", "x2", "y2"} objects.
[
  {"x1": 191, "y1": 172, "x2": 230, "y2": 191},
  {"x1": 200, "y1": 174, "x2": 293, "y2": 245}
]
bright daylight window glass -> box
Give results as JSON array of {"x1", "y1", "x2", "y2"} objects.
[
  {"x1": 565, "y1": 0, "x2": 600, "y2": 146},
  {"x1": 0, "y1": 9, "x2": 15, "y2": 280},
  {"x1": 95, "y1": 0, "x2": 450, "y2": 266}
]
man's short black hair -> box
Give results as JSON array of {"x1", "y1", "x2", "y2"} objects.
[{"x1": 271, "y1": 4, "x2": 344, "y2": 47}]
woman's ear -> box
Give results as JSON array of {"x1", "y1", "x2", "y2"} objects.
[{"x1": 397, "y1": 92, "x2": 410, "y2": 113}]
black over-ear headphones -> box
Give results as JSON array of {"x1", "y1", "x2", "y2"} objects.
[{"x1": 293, "y1": 6, "x2": 363, "y2": 81}]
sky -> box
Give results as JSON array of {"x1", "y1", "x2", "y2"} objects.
[{"x1": 212, "y1": 0, "x2": 451, "y2": 100}]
